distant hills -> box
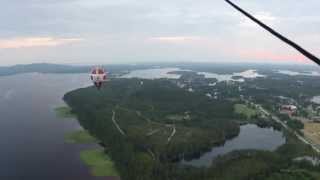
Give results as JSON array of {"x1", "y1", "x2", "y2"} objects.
[
  {"x1": 0, "y1": 63, "x2": 154, "y2": 76},
  {"x1": 0, "y1": 63, "x2": 88, "y2": 76},
  {"x1": 0, "y1": 62, "x2": 318, "y2": 77}
]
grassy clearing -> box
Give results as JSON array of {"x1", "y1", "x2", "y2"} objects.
[
  {"x1": 303, "y1": 122, "x2": 320, "y2": 145},
  {"x1": 80, "y1": 149, "x2": 119, "y2": 177},
  {"x1": 65, "y1": 130, "x2": 97, "y2": 144},
  {"x1": 234, "y1": 104, "x2": 257, "y2": 119},
  {"x1": 54, "y1": 106, "x2": 76, "y2": 119}
]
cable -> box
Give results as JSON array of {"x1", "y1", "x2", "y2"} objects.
[{"x1": 225, "y1": 0, "x2": 320, "y2": 66}]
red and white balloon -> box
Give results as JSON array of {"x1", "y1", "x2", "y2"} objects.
[{"x1": 90, "y1": 67, "x2": 107, "y2": 89}]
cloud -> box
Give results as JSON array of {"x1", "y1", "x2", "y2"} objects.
[
  {"x1": 239, "y1": 50, "x2": 310, "y2": 64},
  {"x1": 240, "y1": 11, "x2": 277, "y2": 27},
  {"x1": 0, "y1": 0, "x2": 319, "y2": 65},
  {"x1": 0, "y1": 37, "x2": 83, "y2": 49},
  {"x1": 148, "y1": 36, "x2": 204, "y2": 44}
]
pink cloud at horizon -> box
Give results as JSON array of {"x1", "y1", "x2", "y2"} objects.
[
  {"x1": 147, "y1": 36, "x2": 204, "y2": 44},
  {"x1": 0, "y1": 37, "x2": 84, "y2": 49},
  {"x1": 238, "y1": 50, "x2": 312, "y2": 64}
]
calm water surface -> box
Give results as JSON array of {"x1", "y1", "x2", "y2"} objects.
[
  {"x1": 182, "y1": 124, "x2": 285, "y2": 167},
  {"x1": 311, "y1": 96, "x2": 320, "y2": 104},
  {"x1": 0, "y1": 73, "x2": 116, "y2": 180},
  {"x1": 121, "y1": 68, "x2": 265, "y2": 82}
]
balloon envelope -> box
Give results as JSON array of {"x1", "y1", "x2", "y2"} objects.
[{"x1": 90, "y1": 67, "x2": 107, "y2": 89}]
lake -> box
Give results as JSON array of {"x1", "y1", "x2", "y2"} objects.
[
  {"x1": 0, "y1": 73, "x2": 116, "y2": 180},
  {"x1": 121, "y1": 68, "x2": 182, "y2": 79},
  {"x1": 198, "y1": 69, "x2": 265, "y2": 82},
  {"x1": 181, "y1": 124, "x2": 285, "y2": 167},
  {"x1": 311, "y1": 96, "x2": 320, "y2": 104},
  {"x1": 121, "y1": 68, "x2": 265, "y2": 82},
  {"x1": 277, "y1": 70, "x2": 320, "y2": 76}
]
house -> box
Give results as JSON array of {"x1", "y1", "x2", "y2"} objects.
[{"x1": 280, "y1": 105, "x2": 297, "y2": 116}]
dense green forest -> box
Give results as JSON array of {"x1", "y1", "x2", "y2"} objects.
[{"x1": 64, "y1": 79, "x2": 320, "y2": 180}]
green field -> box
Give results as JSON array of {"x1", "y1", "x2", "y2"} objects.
[
  {"x1": 54, "y1": 106, "x2": 76, "y2": 118},
  {"x1": 65, "y1": 130, "x2": 97, "y2": 144},
  {"x1": 234, "y1": 104, "x2": 258, "y2": 119},
  {"x1": 80, "y1": 149, "x2": 119, "y2": 177}
]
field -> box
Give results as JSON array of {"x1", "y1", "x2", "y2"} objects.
[
  {"x1": 65, "y1": 130, "x2": 97, "y2": 144},
  {"x1": 54, "y1": 106, "x2": 76, "y2": 118},
  {"x1": 234, "y1": 104, "x2": 257, "y2": 119},
  {"x1": 80, "y1": 149, "x2": 119, "y2": 177},
  {"x1": 303, "y1": 122, "x2": 320, "y2": 145}
]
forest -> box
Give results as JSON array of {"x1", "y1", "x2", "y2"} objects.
[{"x1": 64, "y1": 78, "x2": 320, "y2": 180}]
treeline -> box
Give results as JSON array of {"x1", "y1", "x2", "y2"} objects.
[{"x1": 277, "y1": 113, "x2": 304, "y2": 130}]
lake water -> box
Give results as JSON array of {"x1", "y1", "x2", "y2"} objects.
[
  {"x1": 0, "y1": 73, "x2": 116, "y2": 180},
  {"x1": 121, "y1": 68, "x2": 265, "y2": 82},
  {"x1": 198, "y1": 69, "x2": 265, "y2": 82},
  {"x1": 311, "y1": 96, "x2": 320, "y2": 104},
  {"x1": 121, "y1": 68, "x2": 182, "y2": 79},
  {"x1": 277, "y1": 70, "x2": 320, "y2": 76},
  {"x1": 181, "y1": 124, "x2": 285, "y2": 167}
]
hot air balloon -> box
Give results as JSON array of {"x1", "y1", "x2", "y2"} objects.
[{"x1": 90, "y1": 67, "x2": 107, "y2": 89}]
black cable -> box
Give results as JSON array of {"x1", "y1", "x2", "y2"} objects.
[{"x1": 225, "y1": 0, "x2": 320, "y2": 66}]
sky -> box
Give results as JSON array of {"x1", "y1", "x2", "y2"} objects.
[{"x1": 0, "y1": 0, "x2": 319, "y2": 66}]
